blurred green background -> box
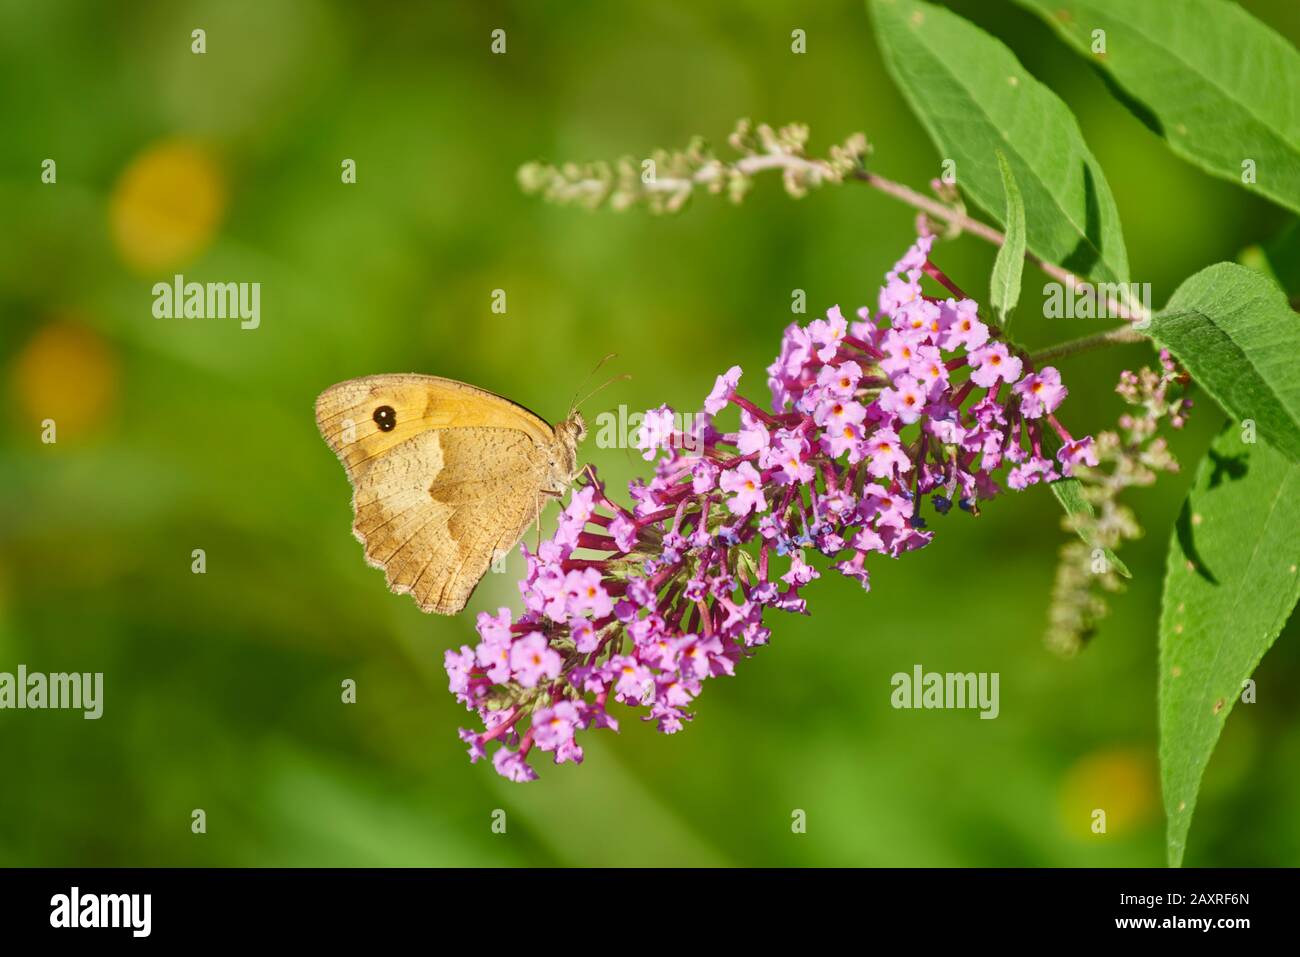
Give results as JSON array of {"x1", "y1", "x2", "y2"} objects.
[{"x1": 2, "y1": 0, "x2": 1298, "y2": 867}]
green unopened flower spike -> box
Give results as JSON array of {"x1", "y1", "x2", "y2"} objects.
[{"x1": 1044, "y1": 351, "x2": 1192, "y2": 656}]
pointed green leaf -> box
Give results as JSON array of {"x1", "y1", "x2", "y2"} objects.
[
  {"x1": 990, "y1": 150, "x2": 1027, "y2": 327},
  {"x1": 1151, "y1": 263, "x2": 1300, "y2": 463},
  {"x1": 1160, "y1": 428, "x2": 1300, "y2": 865},
  {"x1": 1012, "y1": 0, "x2": 1300, "y2": 214},
  {"x1": 870, "y1": 0, "x2": 1129, "y2": 283}
]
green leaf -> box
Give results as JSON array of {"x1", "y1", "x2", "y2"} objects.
[
  {"x1": 1151, "y1": 263, "x2": 1300, "y2": 463},
  {"x1": 869, "y1": 0, "x2": 1129, "y2": 284},
  {"x1": 990, "y1": 150, "x2": 1026, "y2": 327},
  {"x1": 1159, "y1": 428, "x2": 1300, "y2": 866},
  {"x1": 1049, "y1": 477, "x2": 1131, "y2": 578},
  {"x1": 1012, "y1": 0, "x2": 1300, "y2": 215}
]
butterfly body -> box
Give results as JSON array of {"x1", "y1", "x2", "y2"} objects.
[{"x1": 316, "y1": 374, "x2": 585, "y2": 614}]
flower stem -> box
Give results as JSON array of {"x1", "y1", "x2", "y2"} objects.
[
  {"x1": 852, "y1": 169, "x2": 1151, "y2": 328},
  {"x1": 1028, "y1": 326, "x2": 1147, "y2": 364}
]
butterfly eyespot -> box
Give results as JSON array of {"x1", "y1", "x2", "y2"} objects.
[{"x1": 373, "y1": 405, "x2": 397, "y2": 432}]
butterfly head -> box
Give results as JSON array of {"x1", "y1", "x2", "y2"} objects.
[{"x1": 558, "y1": 410, "x2": 586, "y2": 444}]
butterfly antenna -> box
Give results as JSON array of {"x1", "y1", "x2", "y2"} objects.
[
  {"x1": 573, "y1": 373, "x2": 632, "y2": 413},
  {"x1": 568, "y1": 353, "x2": 616, "y2": 408},
  {"x1": 568, "y1": 354, "x2": 629, "y2": 415}
]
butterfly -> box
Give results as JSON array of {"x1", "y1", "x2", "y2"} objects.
[{"x1": 315, "y1": 374, "x2": 586, "y2": 615}]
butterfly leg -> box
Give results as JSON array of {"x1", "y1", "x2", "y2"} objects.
[{"x1": 535, "y1": 487, "x2": 567, "y2": 550}]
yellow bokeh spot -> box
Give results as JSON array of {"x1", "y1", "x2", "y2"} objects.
[
  {"x1": 12, "y1": 320, "x2": 119, "y2": 439},
  {"x1": 1058, "y1": 746, "x2": 1157, "y2": 839},
  {"x1": 110, "y1": 139, "x2": 226, "y2": 272}
]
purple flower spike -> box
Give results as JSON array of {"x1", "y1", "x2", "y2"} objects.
[{"x1": 446, "y1": 237, "x2": 1095, "y2": 781}]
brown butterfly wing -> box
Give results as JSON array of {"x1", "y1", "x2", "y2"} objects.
[
  {"x1": 315, "y1": 374, "x2": 557, "y2": 476},
  {"x1": 349, "y1": 427, "x2": 550, "y2": 613},
  {"x1": 316, "y1": 375, "x2": 562, "y2": 614}
]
